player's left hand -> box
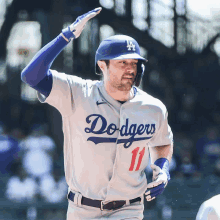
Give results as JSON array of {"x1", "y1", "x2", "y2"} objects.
[{"x1": 145, "y1": 164, "x2": 168, "y2": 202}]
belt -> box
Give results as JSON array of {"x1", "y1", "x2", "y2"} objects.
[{"x1": 67, "y1": 191, "x2": 141, "y2": 211}]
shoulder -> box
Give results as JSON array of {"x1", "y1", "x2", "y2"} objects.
[
  {"x1": 135, "y1": 87, "x2": 167, "y2": 114},
  {"x1": 50, "y1": 69, "x2": 101, "y2": 89},
  {"x1": 197, "y1": 194, "x2": 220, "y2": 218},
  {"x1": 203, "y1": 195, "x2": 220, "y2": 208},
  {"x1": 68, "y1": 75, "x2": 100, "y2": 89}
]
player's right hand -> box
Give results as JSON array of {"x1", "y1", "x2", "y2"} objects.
[{"x1": 70, "y1": 7, "x2": 102, "y2": 39}]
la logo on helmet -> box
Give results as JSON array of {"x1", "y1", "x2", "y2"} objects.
[{"x1": 127, "y1": 40, "x2": 136, "y2": 51}]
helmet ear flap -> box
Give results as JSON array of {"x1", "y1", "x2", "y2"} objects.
[{"x1": 134, "y1": 61, "x2": 145, "y2": 87}]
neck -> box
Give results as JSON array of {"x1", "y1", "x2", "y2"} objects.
[{"x1": 104, "y1": 82, "x2": 134, "y2": 101}]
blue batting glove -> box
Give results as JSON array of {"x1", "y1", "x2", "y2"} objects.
[
  {"x1": 62, "y1": 7, "x2": 102, "y2": 42},
  {"x1": 145, "y1": 158, "x2": 170, "y2": 202}
]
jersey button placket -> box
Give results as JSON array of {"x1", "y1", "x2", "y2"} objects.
[{"x1": 107, "y1": 107, "x2": 124, "y2": 190}]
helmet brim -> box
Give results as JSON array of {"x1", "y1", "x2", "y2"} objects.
[{"x1": 105, "y1": 53, "x2": 147, "y2": 62}]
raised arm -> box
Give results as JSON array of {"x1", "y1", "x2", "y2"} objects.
[{"x1": 21, "y1": 7, "x2": 102, "y2": 97}]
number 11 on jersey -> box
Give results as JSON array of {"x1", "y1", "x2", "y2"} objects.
[{"x1": 129, "y1": 147, "x2": 146, "y2": 171}]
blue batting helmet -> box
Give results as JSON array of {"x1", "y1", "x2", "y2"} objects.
[{"x1": 95, "y1": 35, "x2": 147, "y2": 87}]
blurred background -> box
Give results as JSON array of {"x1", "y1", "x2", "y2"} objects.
[{"x1": 0, "y1": 0, "x2": 220, "y2": 219}]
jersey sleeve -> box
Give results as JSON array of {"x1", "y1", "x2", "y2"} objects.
[
  {"x1": 37, "y1": 69, "x2": 87, "y2": 117},
  {"x1": 148, "y1": 106, "x2": 173, "y2": 148}
]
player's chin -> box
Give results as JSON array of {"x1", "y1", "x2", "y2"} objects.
[
  {"x1": 121, "y1": 82, "x2": 134, "y2": 90},
  {"x1": 122, "y1": 78, "x2": 134, "y2": 85},
  {"x1": 117, "y1": 82, "x2": 133, "y2": 91}
]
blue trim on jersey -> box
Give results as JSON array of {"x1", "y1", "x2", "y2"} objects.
[
  {"x1": 154, "y1": 158, "x2": 170, "y2": 181},
  {"x1": 21, "y1": 34, "x2": 69, "y2": 97}
]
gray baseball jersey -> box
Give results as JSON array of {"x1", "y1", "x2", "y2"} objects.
[
  {"x1": 38, "y1": 70, "x2": 173, "y2": 202},
  {"x1": 196, "y1": 195, "x2": 220, "y2": 220}
]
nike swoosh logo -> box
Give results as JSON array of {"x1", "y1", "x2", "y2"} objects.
[{"x1": 96, "y1": 101, "x2": 106, "y2": 105}]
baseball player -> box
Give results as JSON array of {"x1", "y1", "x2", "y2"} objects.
[
  {"x1": 196, "y1": 195, "x2": 220, "y2": 220},
  {"x1": 21, "y1": 7, "x2": 173, "y2": 220}
]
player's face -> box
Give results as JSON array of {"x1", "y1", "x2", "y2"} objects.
[{"x1": 105, "y1": 59, "x2": 138, "y2": 91}]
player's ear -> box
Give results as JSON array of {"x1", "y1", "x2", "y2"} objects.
[{"x1": 97, "y1": 60, "x2": 107, "y2": 73}]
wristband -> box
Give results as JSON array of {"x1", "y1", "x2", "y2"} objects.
[
  {"x1": 61, "y1": 26, "x2": 75, "y2": 42},
  {"x1": 154, "y1": 158, "x2": 170, "y2": 181}
]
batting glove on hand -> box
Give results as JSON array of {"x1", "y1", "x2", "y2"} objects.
[
  {"x1": 145, "y1": 158, "x2": 170, "y2": 202},
  {"x1": 62, "y1": 7, "x2": 102, "y2": 42}
]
